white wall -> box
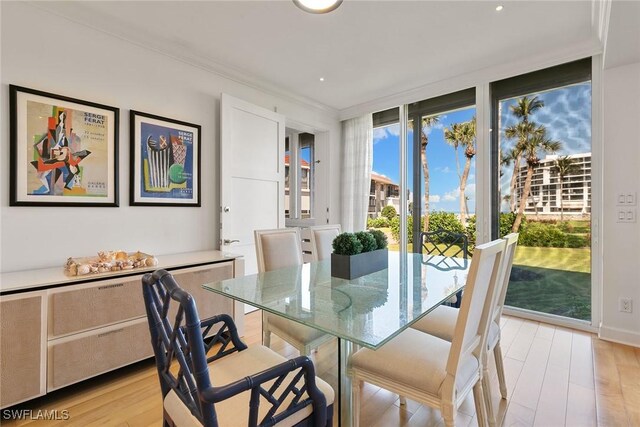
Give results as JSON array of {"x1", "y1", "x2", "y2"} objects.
[
  {"x1": 0, "y1": 2, "x2": 341, "y2": 273},
  {"x1": 601, "y1": 61, "x2": 640, "y2": 346}
]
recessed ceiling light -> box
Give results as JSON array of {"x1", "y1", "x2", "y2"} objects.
[
  {"x1": 495, "y1": 5, "x2": 504, "y2": 11},
  {"x1": 293, "y1": 0, "x2": 343, "y2": 14},
  {"x1": 319, "y1": 77, "x2": 325, "y2": 82}
]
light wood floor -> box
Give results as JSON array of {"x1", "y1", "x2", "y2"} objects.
[{"x1": 4, "y1": 311, "x2": 639, "y2": 427}]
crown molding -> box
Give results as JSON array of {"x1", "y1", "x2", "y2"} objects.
[
  {"x1": 25, "y1": 1, "x2": 339, "y2": 118},
  {"x1": 592, "y1": 0, "x2": 612, "y2": 48}
]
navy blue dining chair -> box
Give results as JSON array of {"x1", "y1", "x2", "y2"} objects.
[{"x1": 142, "y1": 269, "x2": 333, "y2": 427}]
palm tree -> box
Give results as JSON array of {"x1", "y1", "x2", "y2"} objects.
[
  {"x1": 504, "y1": 96, "x2": 545, "y2": 215},
  {"x1": 554, "y1": 155, "x2": 580, "y2": 221},
  {"x1": 420, "y1": 116, "x2": 439, "y2": 232},
  {"x1": 501, "y1": 148, "x2": 519, "y2": 212},
  {"x1": 444, "y1": 122, "x2": 464, "y2": 224},
  {"x1": 502, "y1": 194, "x2": 511, "y2": 209},
  {"x1": 458, "y1": 118, "x2": 476, "y2": 227},
  {"x1": 504, "y1": 121, "x2": 545, "y2": 214},
  {"x1": 510, "y1": 95, "x2": 544, "y2": 124},
  {"x1": 444, "y1": 123, "x2": 463, "y2": 182},
  {"x1": 512, "y1": 128, "x2": 561, "y2": 232},
  {"x1": 443, "y1": 118, "x2": 476, "y2": 227}
]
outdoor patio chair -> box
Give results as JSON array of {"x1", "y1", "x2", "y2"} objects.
[{"x1": 420, "y1": 229, "x2": 470, "y2": 307}]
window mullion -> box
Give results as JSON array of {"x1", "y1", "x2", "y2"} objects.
[{"x1": 290, "y1": 133, "x2": 300, "y2": 218}]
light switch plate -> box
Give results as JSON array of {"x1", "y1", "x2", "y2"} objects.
[
  {"x1": 627, "y1": 210, "x2": 636, "y2": 222},
  {"x1": 617, "y1": 209, "x2": 637, "y2": 222},
  {"x1": 627, "y1": 193, "x2": 637, "y2": 206}
]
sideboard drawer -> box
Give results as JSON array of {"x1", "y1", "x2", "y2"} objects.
[
  {"x1": 47, "y1": 318, "x2": 152, "y2": 391},
  {"x1": 171, "y1": 263, "x2": 234, "y2": 320},
  {"x1": 49, "y1": 276, "x2": 145, "y2": 339},
  {"x1": 0, "y1": 292, "x2": 47, "y2": 408}
]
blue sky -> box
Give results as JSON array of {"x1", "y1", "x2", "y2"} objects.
[
  {"x1": 372, "y1": 82, "x2": 591, "y2": 215},
  {"x1": 373, "y1": 107, "x2": 476, "y2": 214},
  {"x1": 498, "y1": 82, "x2": 591, "y2": 211}
]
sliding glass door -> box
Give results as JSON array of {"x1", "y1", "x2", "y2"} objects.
[
  {"x1": 491, "y1": 58, "x2": 593, "y2": 322},
  {"x1": 409, "y1": 99, "x2": 477, "y2": 255},
  {"x1": 371, "y1": 90, "x2": 477, "y2": 256},
  {"x1": 370, "y1": 57, "x2": 595, "y2": 326}
]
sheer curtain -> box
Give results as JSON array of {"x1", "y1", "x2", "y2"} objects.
[{"x1": 340, "y1": 114, "x2": 373, "y2": 232}]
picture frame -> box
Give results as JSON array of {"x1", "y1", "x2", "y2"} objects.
[
  {"x1": 130, "y1": 110, "x2": 201, "y2": 206},
  {"x1": 9, "y1": 85, "x2": 119, "y2": 207}
]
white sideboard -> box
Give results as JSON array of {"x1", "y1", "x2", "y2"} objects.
[{"x1": 0, "y1": 250, "x2": 244, "y2": 409}]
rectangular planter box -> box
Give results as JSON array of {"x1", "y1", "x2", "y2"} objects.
[{"x1": 331, "y1": 249, "x2": 388, "y2": 280}]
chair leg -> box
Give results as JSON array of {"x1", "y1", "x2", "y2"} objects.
[
  {"x1": 441, "y1": 401, "x2": 456, "y2": 427},
  {"x1": 326, "y1": 403, "x2": 334, "y2": 427},
  {"x1": 352, "y1": 379, "x2": 361, "y2": 427},
  {"x1": 399, "y1": 396, "x2": 407, "y2": 406},
  {"x1": 493, "y1": 342, "x2": 508, "y2": 399},
  {"x1": 473, "y1": 381, "x2": 488, "y2": 427},
  {"x1": 483, "y1": 368, "x2": 496, "y2": 427}
]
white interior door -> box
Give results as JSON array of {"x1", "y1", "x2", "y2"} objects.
[{"x1": 220, "y1": 93, "x2": 285, "y2": 280}]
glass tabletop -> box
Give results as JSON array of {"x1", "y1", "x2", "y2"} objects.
[{"x1": 203, "y1": 252, "x2": 469, "y2": 349}]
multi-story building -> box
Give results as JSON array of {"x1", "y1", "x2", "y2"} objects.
[
  {"x1": 514, "y1": 152, "x2": 591, "y2": 217},
  {"x1": 368, "y1": 173, "x2": 400, "y2": 218},
  {"x1": 284, "y1": 155, "x2": 312, "y2": 218}
]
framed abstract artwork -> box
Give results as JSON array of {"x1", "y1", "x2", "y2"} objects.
[
  {"x1": 9, "y1": 85, "x2": 119, "y2": 206},
  {"x1": 130, "y1": 111, "x2": 201, "y2": 206}
]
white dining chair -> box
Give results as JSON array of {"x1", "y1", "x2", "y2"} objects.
[
  {"x1": 308, "y1": 224, "x2": 341, "y2": 261},
  {"x1": 410, "y1": 233, "x2": 519, "y2": 425},
  {"x1": 348, "y1": 239, "x2": 506, "y2": 427},
  {"x1": 255, "y1": 228, "x2": 335, "y2": 356}
]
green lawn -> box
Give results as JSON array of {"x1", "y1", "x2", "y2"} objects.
[
  {"x1": 514, "y1": 246, "x2": 590, "y2": 273},
  {"x1": 505, "y1": 263, "x2": 591, "y2": 321},
  {"x1": 374, "y1": 225, "x2": 592, "y2": 321},
  {"x1": 509, "y1": 242, "x2": 591, "y2": 321}
]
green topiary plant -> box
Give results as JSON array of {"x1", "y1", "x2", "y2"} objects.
[
  {"x1": 368, "y1": 229, "x2": 388, "y2": 250},
  {"x1": 332, "y1": 232, "x2": 363, "y2": 255},
  {"x1": 381, "y1": 205, "x2": 397, "y2": 221},
  {"x1": 355, "y1": 231, "x2": 378, "y2": 253}
]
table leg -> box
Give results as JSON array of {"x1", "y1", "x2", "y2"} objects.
[{"x1": 338, "y1": 338, "x2": 354, "y2": 427}]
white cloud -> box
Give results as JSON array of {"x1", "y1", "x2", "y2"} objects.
[
  {"x1": 435, "y1": 166, "x2": 452, "y2": 173},
  {"x1": 429, "y1": 195, "x2": 441, "y2": 203},
  {"x1": 441, "y1": 183, "x2": 476, "y2": 203},
  {"x1": 373, "y1": 123, "x2": 401, "y2": 144},
  {"x1": 373, "y1": 127, "x2": 388, "y2": 142},
  {"x1": 386, "y1": 123, "x2": 400, "y2": 137}
]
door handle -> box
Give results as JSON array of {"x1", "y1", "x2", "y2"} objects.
[{"x1": 223, "y1": 239, "x2": 240, "y2": 245}]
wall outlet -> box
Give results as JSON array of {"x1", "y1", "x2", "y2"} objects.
[{"x1": 619, "y1": 297, "x2": 633, "y2": 313}]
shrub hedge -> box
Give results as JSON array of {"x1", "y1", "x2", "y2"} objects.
[
  {"x1": 367, "y1": 217, "x2": 390, "y2": 228},
  {"x1": 387, "y1": 211, "x2": 589, "y2": 249}
]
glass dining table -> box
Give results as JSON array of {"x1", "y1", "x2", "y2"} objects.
[{"x1": 203, "y1": 251, "x2": 469, "y2": 427}]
